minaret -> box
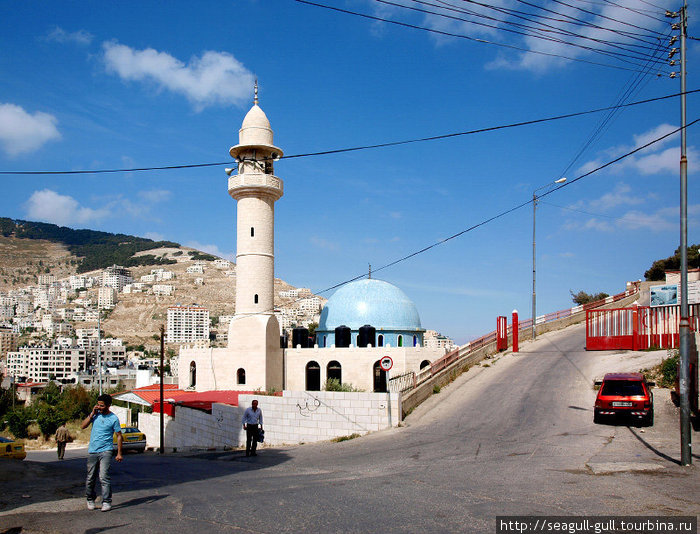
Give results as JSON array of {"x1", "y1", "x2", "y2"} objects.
[{"x1": 226, "y1": 83, "x2": 284, "y2": 390}]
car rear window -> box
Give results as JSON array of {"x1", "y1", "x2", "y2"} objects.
[{"x1": 601, "y1": 380, "x2": 644, "y2": 396}]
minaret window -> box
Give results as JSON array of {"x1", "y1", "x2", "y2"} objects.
[
  {"x1": 251, "y1": 227, "x2": 255, "y2": 237},
  {"x1": 237, "y1": 368, "x2": 246, "y2": 385},
  {"x1": 265, "y1": 161, "x2": 273, "y2": 174},
  {"x1": 254, "y1": 294, "x2": 259, "y2": 304}
]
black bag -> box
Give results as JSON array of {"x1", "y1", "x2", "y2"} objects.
[{"x1": 257, "y1": 429, "x2": 265, "y2": 443}]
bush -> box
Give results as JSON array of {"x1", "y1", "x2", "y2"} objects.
[
  {"x1": 36, "y1": 404, "x2": 65, "y2": 439},
  {"x1": 6, "y1": 407, "x2": 34, "y2": 439},
  {"x1": 324, "y1": 378, "x2": 361, "y2": 392},
  {"x1": 660, "y1": 350, "x2": 680, "y2": 388},
  {"x1": 433, "y1": 384, "x2": 441, "y2": 394},
  {"x1": 58, "y1": 386, "x2": 94, "y2": 420}
]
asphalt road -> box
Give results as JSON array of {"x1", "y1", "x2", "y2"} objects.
[{"x1": 1, "y1": 323, "x2": 698, "y2": 533}]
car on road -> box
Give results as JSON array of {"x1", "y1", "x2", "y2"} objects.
[
  {"x1": 0, "y1": 436, "x2": 27, "y2": 460},
  {"x1": 114, "y1": 425, "x2": 146, "y2": 453},
  {"x1": 594, "y1": 372, "x2": 654, "y2": 426}
]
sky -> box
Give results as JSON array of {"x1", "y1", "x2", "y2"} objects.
[{"x1": 0, "y1": 0, "x2": 698, "y2": 344}]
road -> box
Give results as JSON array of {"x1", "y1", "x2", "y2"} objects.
[{"x1": 1, "y1": 323, "x2": 698, "y2": 533}]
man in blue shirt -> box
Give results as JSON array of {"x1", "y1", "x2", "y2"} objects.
[
  {"x1": 242, "y1": 399, "x2": 263, "y2": 457},
  {"x1": 81, "y1": 393, "x2": 123, "y2": 511}
]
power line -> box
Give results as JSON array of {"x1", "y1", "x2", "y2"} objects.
[
  {"x1": 293, "y1": 0, "x2": 666, "y2": 72},
  {"x1": 380, "y1": 0, "x2": 668, "y2": 65},
  {"x1": 2, "y1": 89, "x2": 697, "y2": 177},
  {"x1": 539, "y1": 200, "x2": 628, "y2": 220}
]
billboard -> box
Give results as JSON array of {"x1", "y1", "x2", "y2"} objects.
[{"x1": 650, "y1": 281, "x2": 700, "y2": 307}]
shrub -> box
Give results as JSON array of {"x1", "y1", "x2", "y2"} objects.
[
  {"x1": 432, "y1": 384, "x2": 441, "y2": 394},
  {"x1": 36, "y1": 404, "x2": 65, "y2": 439},
  {"x1": 332, "y1": 433, "x2": 361, "y2": 443},
  {"x1": 660, "y1": 350, "x2": 680, "y2": 388},
  {"x1": 324, "y1": 378, "x2": 361, "y2": 392},
  {"x1": 6, "y1": 407, "x2": 33, "y2": 439}
]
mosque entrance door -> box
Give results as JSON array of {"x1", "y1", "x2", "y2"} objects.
[{"x1": 373, "y1": 360, "x2": 387, "y2": 392}]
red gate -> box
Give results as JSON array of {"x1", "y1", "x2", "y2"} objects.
[{"x1": 586, "y1": 304, "x2": 700, "y2": 350}]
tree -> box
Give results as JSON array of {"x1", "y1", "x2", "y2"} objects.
[
  {"x1": 644, "y1": 244, "x2": 700, "y2": 281},
  {"x1": 38, "y1": 381, "x2": 62, "y2": 405},
  {"x1": 307, "y1": 322, "x2": 318, "y2": 337},
  {"x1": 57, "y1": 385, "x2": 93, "y2": 420},
  {"x1": 36, "y1": 404, "x2": 65, "y2": 439},
  {"x1": 6, "y1": 407, "x2": 33, "y2": 439},
  {"x1": 570, "y1": 290, "x2": 609, "y2": 306}
]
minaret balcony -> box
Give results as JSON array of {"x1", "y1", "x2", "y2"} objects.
[{"x1": 228, "y1": 172, "x2": 284, "y2": 200}]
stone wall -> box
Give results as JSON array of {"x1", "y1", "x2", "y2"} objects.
[{"x1": 138, "y1": 390, "x2": 401, "y2": 451}]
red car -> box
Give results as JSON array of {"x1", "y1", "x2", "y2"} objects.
[{"x1": 594, "y1": 372, "x2": 654, "y2": 426}]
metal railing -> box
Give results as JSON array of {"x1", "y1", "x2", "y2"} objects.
[{"x1": 388, "y1": 371, "x2": 417, "y2": 393}]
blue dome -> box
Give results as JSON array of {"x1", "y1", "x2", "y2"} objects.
[{"x1": 318, "y1": 279, "x2": 422, "y2": 331}]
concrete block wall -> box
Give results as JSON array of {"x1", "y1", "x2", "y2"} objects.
[{"x1": 138, "y1": 390, "x2": 401, "y2": 451}]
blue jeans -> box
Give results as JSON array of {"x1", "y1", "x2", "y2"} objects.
[{"x1": 86, "y1": 450, "x2": 113, "y2": 503}]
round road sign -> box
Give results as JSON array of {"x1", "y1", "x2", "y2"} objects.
[{"x1": 379, "y1": 356, "x2": 393, "y2": 371}]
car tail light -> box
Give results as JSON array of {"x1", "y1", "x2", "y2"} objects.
[{"x1": 644, "y1": 401, "x2": 651, "y2": 408}]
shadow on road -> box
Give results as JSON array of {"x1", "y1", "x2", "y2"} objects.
[
  {"x1": 0, "y1": 448, "x2": 291, "y2": 514},
  {"x1": 627, "y1": 427, "x2": 681, "y2": 465}
]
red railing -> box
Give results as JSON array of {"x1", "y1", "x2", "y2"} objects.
[{"x1": 412, "y1": 286, "x2": 639, "y2": 389}]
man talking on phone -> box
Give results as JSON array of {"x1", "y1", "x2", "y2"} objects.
[{"x1": 81, "y1": 393, "x2": 123, "y2": 511}]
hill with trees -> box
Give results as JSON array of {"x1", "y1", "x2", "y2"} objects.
[
  {"x1": 644, "y1": 245, "x2": 700, "y2": 281},
  {"x1": 0, "y1": 218, "x2": 180, "y2": 273}
]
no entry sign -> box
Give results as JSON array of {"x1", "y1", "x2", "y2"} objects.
[{"x1": 379, "y1": 356, "x2": 393, "y2": 371}]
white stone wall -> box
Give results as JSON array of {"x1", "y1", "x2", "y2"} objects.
[{"x1": 138, "y1": 390, "x2": 400, "y2": 451}]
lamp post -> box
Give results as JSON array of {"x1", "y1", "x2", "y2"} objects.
[{"x1": 532, "y1": 177, "x2": 567, "y2": 341}]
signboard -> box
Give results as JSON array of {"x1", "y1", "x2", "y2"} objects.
[
  {"x1": 379, "y1": 356, "x2": 393, "y2": 371},
  {"x1": 650, "y1": 281, "x2": 700, "y2": 307}
]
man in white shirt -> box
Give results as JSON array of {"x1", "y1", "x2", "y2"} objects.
[{"x1": 241, "y1": 399, "x2": 263, "y2": 457}]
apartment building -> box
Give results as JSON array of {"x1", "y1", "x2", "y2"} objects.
[
  {"x1": 102, "y1": 265, "x2": 132, "y2": 292},
  {"x1": 153, "y1": 284, "x2": 174, "y2": 296},
  {"x1": 7, "y1": 346, "x2": 88, "y2": 382},
  {"x1": 0, "y1": 328, "x2": 18, "y2": 359},
  {"x1": 166, "y1": 305, "x2": 210, "y2": 343}
]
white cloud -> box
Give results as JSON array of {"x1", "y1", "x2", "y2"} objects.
[
  {"x1": 185, "y1": 241, "x2": 234, "y2": 260},
  {"x1": 570, "y1": 183, "x2": 645, "y2": 212},
  {"x1": 0, "y1": 103, "x2": 61, "y2": 156},
  {"x1": 102, "y1": 41, "x2": 255, "y2": 110},
  {"x1": 25, "y1": 190, "x2": 109, "y2": 226},
  {"x1": 310, "y1": 236, "x2": 339, "y2": 251},
  {"x1": 45, "y1": 27, "x2": 93, "y2": 45},
  {"x1": 138, "y1": 189, "x2": 172, "y2": 203},
  {"x1": 576, "y1": 124, "x2": 698, "y2": 177}
]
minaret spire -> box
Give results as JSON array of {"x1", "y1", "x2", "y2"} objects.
[{"x1": 254, "y1": 79, "x2": 259, "y2": 105}]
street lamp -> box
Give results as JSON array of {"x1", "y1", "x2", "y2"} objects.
[{"x1": 532, "y1": 177, "x2": 566, "y2": 341}]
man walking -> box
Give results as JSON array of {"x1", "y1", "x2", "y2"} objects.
[
  {"x1": 55, "y1": 421, "x2": 70, "y2": 460},
  {"x1": 242, "y1": 399, "x2": 263, "y2": 457},
  {"x1": 81, "y1": 394, "x2": 123, "y2": 511}
]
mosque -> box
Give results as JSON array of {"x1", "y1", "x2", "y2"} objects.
[{"x1": 178, "y1": 88, "x2": 445, "y2": 394}]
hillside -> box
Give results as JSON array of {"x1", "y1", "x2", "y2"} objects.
[{"x1": 0, "y1": 218, "x2": 180, "y2": 274}]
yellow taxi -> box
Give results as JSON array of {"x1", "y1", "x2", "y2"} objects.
[
  {"x1": 0, "y1": 436, "x2": 27, "y2": 460},
  {"x1": 113, "y1": 424, "x2": 146, "y2": 453}
]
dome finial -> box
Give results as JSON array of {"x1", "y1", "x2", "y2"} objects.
[{"x1": 254, "y1": 79, "x2": 259, "y2": 105}]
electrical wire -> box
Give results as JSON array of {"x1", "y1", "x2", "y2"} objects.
[
  {"x1": 378, "y1": 0, "x2": 667, "y2": 65},
  {"x1": 2, "y1": 89, "x2": 696, "y2": 176},
  {"x1": 293, "y1": 0, "x2": 666, "y2": 73},
  {"x1": 239, "y1": 116, "x2": 700, "y2": 314}
]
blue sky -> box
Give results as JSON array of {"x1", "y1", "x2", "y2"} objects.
[{"x1": 0, "y1": 0, "x2": 697, "y2": 343}]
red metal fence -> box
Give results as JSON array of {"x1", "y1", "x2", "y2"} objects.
[{"x1": 586, "y1": 304, "x2": 700, "y2": 350}]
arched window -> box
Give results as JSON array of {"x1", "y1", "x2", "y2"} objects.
[
  {"x1": 398, "y1": 335, "x2": 403, "y2": 347},
  {"x1": 251, "y1": 227, "x2": 255, "y2": 237},
  {"x1": 254, "y1": 294, "x2": 259, "y2": 304},
  {"x1": 327, "y1": 361, "x2": 342, "y2": 384},
  {"x1": 377, "y1": 334, "x2": 384, "y2": 347},
  {"x1": 323, "y1": 335, "x2": 327, "y2": 348},
  {"x1": 413, "y1": 335, "x2": 418, "y2": 347},
  {"x1": 189, "y1": 361, "x2": 196, "y2": 388},
  {"x1": 420, "y1": 360, "x2": 431, "y2": 370},
  {"x1": 306, "y1": 361, "x2": 321, "y2": 391},
  {"x1": 373, "y1": 360, "x2": 387, "y2": 392},
  {"x1": 237, "y1": 368, "x2": 246, "y2": 385}
]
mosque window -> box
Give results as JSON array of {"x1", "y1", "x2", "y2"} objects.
[
  {"x1": 254, "y1": 294, "x2": 259, "y2": 304},
  {"x1": 189, "y1": 361, "x2": 196, "y2": 388},
  {"x1": 413, "y1": 335, "x2": 418, "y2": 347},
  {"x1": 327, "y1": 361, "x2": 342, "y2": 384},
  {"x1": 323, "y1": 335, "x2": 327, "y2": 348},
  {"x1": 306, "y1": 361, "x2": 321, "y2": 391},
  {"x1": 420, "y1": 360, "x2": 431, "y2": 370},
  {"x1": 377, "y1": 334, "x2": 384, "y2": 347},
  {"x1": 398, "y1": 335, "x2": 403, "y2": 347},
  {"x1": 251, "y1": 227, "x2": 255, "y2": 237},
  {"x1": 237, "y1": 368, "x2": 246, "y2": 385},
  {"x1": 373, "y1": 360, "x2": 387, "y2": 393}
]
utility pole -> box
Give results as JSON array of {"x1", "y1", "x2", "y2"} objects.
[{"x1": 668, "y1": 1, "x2": 691, "y2": 466}]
